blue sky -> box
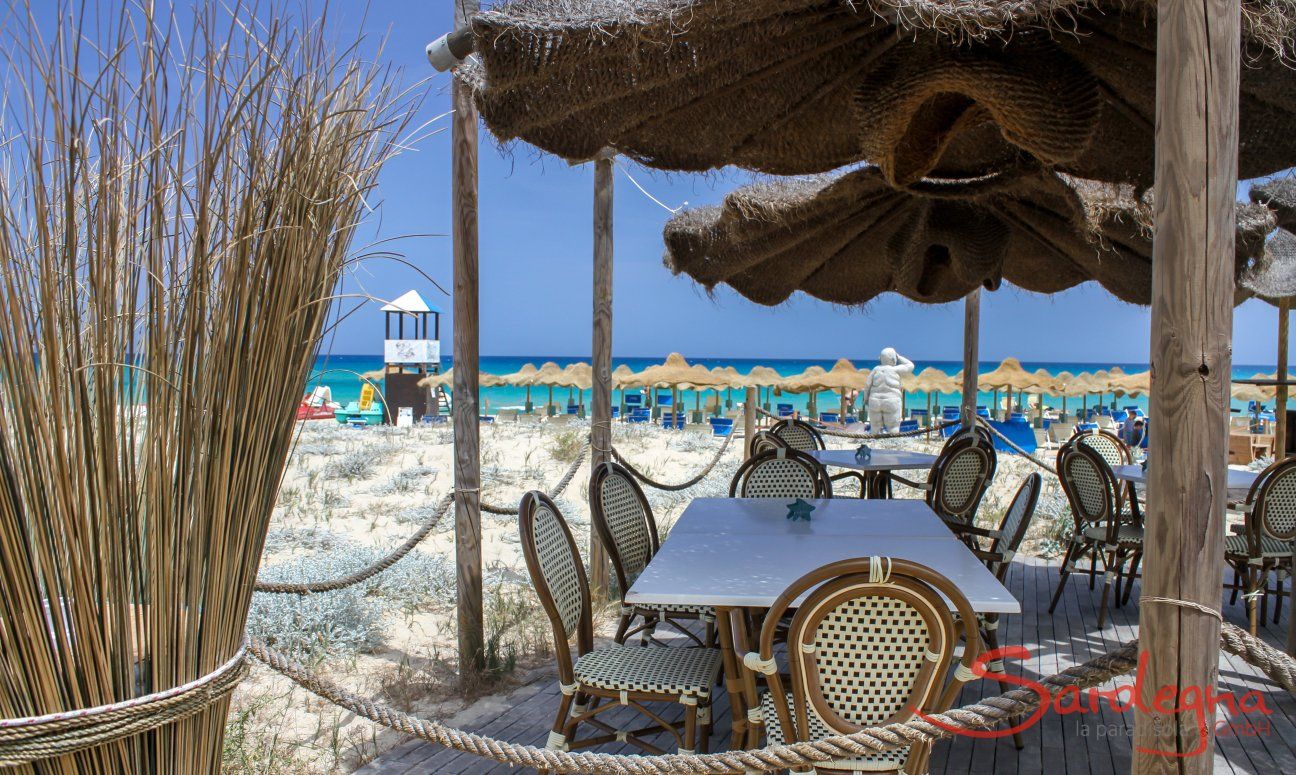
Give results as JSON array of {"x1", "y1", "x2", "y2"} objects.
[{"x1": 327, "y1": 3, "x2": 1282, "y2": 366}]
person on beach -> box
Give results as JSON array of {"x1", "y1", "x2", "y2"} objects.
[{"x1": 862, "y1": 347, "x2": 914, "y2": 433}]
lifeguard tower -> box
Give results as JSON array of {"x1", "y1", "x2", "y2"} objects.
[{"x1": 381, "y1": 290, "x2": 442, "y2": 422}]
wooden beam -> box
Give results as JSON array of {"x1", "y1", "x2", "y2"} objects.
[
  {"x1": 1277, "y1": 299, "x2": 1289, "y2": 461},
  {"x1": 744, "y1": 386, "x2": 757, "y2": 457},
  {"x1": 1134, "y1": 0, "x2": 1238, "y2": 768},
  {"x1": 961, "y1": 289, "x2": 981, "y2": 426},
  {"x1": 451, "y1": 0, "x2": 483, "y2": 681},
  {"x1": 589, "y1": 152, "x2": 613, "y2": 597}
]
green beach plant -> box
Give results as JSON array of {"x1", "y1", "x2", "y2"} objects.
[{"x1": 0, "y1": 2, "x2": 415, "y2": 771}]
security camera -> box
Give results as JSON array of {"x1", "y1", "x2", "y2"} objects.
[{"x1": 426, "y1": 28, "x2": 475, "y2": 72}]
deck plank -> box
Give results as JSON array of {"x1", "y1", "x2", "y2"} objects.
[{"x1": 361, "y1": 559, "x2": 1296, "y2": 774}]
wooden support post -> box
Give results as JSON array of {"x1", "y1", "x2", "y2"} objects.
[
  {"x1": 1134, "y1": 0, "x2": 1238, "y2": 767},
  {"x1": 1277, "y1": 300, "x2": 1289, "y2": 460},
  {"x1": 451, "y1": 0, "x2": 483, "y2": 681},
  {"x1": 744, "y1": 386, "x2": 757, "y2": 457},
  {"x1": 589, "y1": 152, "x2": 613, "y2": 597},
  {"x1": 961, "y1": 289, "x2": 981, "y2": 426}
]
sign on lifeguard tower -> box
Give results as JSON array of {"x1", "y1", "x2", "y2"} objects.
[
  {"x1": 381, "y1": 290, "x2": 442, "y2": 422},
  {"x1": 382, "y1": 290, "x2": 441, "y2": 365}
]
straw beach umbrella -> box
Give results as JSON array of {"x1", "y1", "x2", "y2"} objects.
[
  {"x1": 459, "y1": 1, "x2": 1296, "y2": 188},
  {"x1": 530, "y1": 361, "x2": 566, "y2": 415},
  {"x1": 745, "y1": 365, "x2": 783, "y2": 411},
  {"x1": 1236, "y1": 226, "x2": 1296, "y2": 455},
  {"x1": 664, "y1": 166, "x2": 1277, "y2": 307},
  {"x1": 499, "y1": 362, "x2": 540, "y2": 411}
]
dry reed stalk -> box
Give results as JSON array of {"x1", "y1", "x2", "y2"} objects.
[{"x1": 0, "y1": 2, "x2": 414, "y2": 772}]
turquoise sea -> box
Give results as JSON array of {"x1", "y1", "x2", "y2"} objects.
[{"x1": 307, "y1": 354, "x2": 1278, "y2": 416}]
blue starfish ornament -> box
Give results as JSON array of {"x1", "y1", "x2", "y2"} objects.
[{"x1": 786, "y1": 498, "x2": 816, "y2": 522}]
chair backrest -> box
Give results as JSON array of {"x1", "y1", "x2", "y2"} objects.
[
  {"x1": 756, "y1": 558, "x2": 980, "y2": 749},
  {"x1": 518, "y1": 492, "x2": 591, "y2": 685},
  {"x1": 749, "y1": 430, "x2": 788, "y2": 455},
  {"x1": 1248, "y1": 456, "x2": 1296, "y2": 547},
  {"x1": 770, "y1": 418, "x2": 825, "y2": 452},
  {"x1": 729, "y1": 448, "x2": 831, "y2": 499},
  {"x1": 1056, "y1": 442, "x2": 1117, "y2": 532},
  {"x1": 589, "y1": 463, "x2": 659, "y2": 602},
  {"x1": 986, "y1": 473, "x2": 1042, "y2": 580},
  {"x1": 1073, "y1": 428, "x2": 1131, "y2": 469},
  {"x1": 928, "y1": 435, "x2": 996, "y2": 523}
]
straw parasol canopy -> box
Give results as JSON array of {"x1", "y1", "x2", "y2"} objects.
[
  {"x1": 744, "y1": 365, "x2": 784, "y2": 386},
  {"x1": 462, "y1": 1, "x2": 1296, "y2": 187},
  {"x1": 1238, "y1": 228, "x2": 1296, "y2": 305},
  {"x1": 905, "y1": 367, "x2": 959, "y2": 395},
  {"x1": 782, "y1": 359, "x2": 871, "y2": 392},
  {"x1": 530, "y1": 361, "x2": 567, "y2": 386},
  {"x1": 635, "y1": 352, "x2": 725, "y2": 389},
  {"x1": 499, "y1": 362, "x2": 540, "y2": 386},
  {"x1": 1251, "y1": 177, "x2": 1296, "y2": 231},
  {"x1": 1108, "y1": 370, "x2": 1152, "y2": 398},
  {"x1": 978, "y1": 358, "x2": 1034, "y2": 391},
  {"x1": 611, "y1": 364, "x2": 642, "y2": 389},
  {"x1": 418, "y1": 369, "x2": 508, "y2": 389},
  {"x1": 778, "y1": 365, "x2": 829, "y2": 394},
  {"x1": 663, "y1": 165, "x2": 1277, "y2": 306},
  {"x1": 557, "y1": 362, "x2": 593, "y2": 390}
]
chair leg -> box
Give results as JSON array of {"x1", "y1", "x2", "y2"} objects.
[
  {"x1": 1230, "y1": 566, "x2": 1242, "y2": 605},
  {"x1": 1274, "y1": 570, "x2": 1287, "y2": 625},
  {"x1": 1049, "y1": 540, "x2": 1082, "y2": 614},
  {"x1": 1245, "y1": 568, "x2": 1260, "y2": 636},
  {"x1": 1097, "y1": 550, "x2": 1118, "y2": 629},
  {"x1": 681, "y1": 703, "x2": 698, "y2": 755},
  {"x1": 613, "y1": 611, "x2": 632, "y2": 645},
  {"x1": 983, "y1": 624, "x2": 1023, "y2": 750},
  {"x1": 538, "y1": 691, "x2": 576, "y2": 774},
  {"x1": 1089, "y1": 544, "x2": 1099, "y2": 590},
  {"x1": 1121, "y1": 551, "x2": 1142, "y2": 606}
]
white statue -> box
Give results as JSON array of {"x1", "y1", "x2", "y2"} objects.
[{"x1": 862, "y1": 348, "x2": 914, "y2": 433}]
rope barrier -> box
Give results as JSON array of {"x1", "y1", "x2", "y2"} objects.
[
  {"x1": 612, "y1": 432, "x2": 733, "y2": 491},
  {"x1": 0, "y1": 646, "x2": 248, "y2": 766},
  {"x1": 244, "y1": 620, "x2": 1296, "y2": 774},
  {"x1": 754, "y1": 407, "x2": 959, "y2": 440},
  {"x1": 977, "y1": 419, "x2": 1059, "y2": 475},
  {"x1": 480, "y1": 444, "x2": 588, "y2": 515},
  {"x1": 254, "y1": 491, "x2": 455, "y2": 594}
]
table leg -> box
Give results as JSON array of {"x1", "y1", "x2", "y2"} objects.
[{"x1": 713, "y1": 605, "x2": 748, "y2": 750}]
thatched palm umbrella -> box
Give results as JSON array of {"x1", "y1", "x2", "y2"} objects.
[
  {"x1": 459, "y1": 1, "x2": 1296, "y2": 188},
  {"x1": 530, "y1": 361, "x2": 566, "y2": 416},
  {"x1": 636, "y1": 353, "x2": 725, "y2": 419},
  {"x1": 558, "y1": 362, "x2": 593, "y2": 413},
  {"x1": 903, "y1": 366, "x2": 956, "y2": 420},
  {"x1": 499, "y1": 362, "x2": 540, "y2": 412},
  {"x1": 664, "y1": 166, "x2": 1276, "y2": 307},
  {"x1": 977, "y1": 358, "x2": 1033, "y2": 416},
  {"x1": 744, "y1": 365, "x2": 784, "y2": 411},
  {"x1": 779, "y1": 365, "x2": 834, "y2": 418}
]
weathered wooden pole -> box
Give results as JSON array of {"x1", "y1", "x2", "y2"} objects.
[
  {"x1": 743, "y1": 386, "x2": 757, "y2": 457},
  {"x1": 960, "y1": 289, "x2": 981, "y2": 426},
  {"x1": 1134, "y1": 0, "x2": 1238, "y2": 768},
  {"x1": 589, "y1": 151, "x2": 613, "y2": 597},
  {"x1": 451, "y1": 0, "x2": 484, "y2": 680},
  {"x1": 1277, "y1": 299, "x2": 1289, "y2": 460}
]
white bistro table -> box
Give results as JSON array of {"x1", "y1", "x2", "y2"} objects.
[
  {"x1": 628, "y1": 497, "x2": 1018, "y2": 748},
  {"x1": 808, "y1": 448, "x2": 939, "y2": 498},
  {"x1": 1111, "y1": 464, "x2": 1258, "y2": 497}
]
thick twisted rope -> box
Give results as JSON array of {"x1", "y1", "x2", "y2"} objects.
[
  {"x1": 0, "y1": 646, "x2": 248, "y2": 766},
  {"x1": 754, "y1": 407, "x2": 959, "y2": 440},
  {"x1": 254, "y1": 491, "x2": 455, "y2": 594},
  {"x1": 977, "y1": 419, "x2": 1059, "y2": 475},
  {"x1": 612, "y1": 432, "x2": 733, "y2": 492},
  {"x1": 248, "y1": 636, "x2": 1140, "y2": 773},
  {"x1": 480, "y1": 444, "x2": 588, "y2": 515}
]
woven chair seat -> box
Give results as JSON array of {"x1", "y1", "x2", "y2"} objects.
[
  {"x1": 1225, "y1": 534, "x2": 1294, "y2": 559},
  {"x1": 760, "y1": 691, "x2": 909, "y2": 772},
  {"x1": 1082, "y1": 523, "x2": 1144, "y2": 547},
  {"x1": 574, "y1": 644, "x2": 721, "y2": 696}
]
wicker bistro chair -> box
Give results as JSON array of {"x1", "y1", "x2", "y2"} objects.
[
  {"x1": 892, "y1": 434, "x2": 996, "y2": 528},
  {"x1": 1071, "y1": 428, "x2": 1137, "y2": 515},
  {"x1": 949, "y1": 473, "x2": 1042, "y2": 750},
  {"x1": 750, "y1": 429, "x2": 789, "y2": 455},
  {"x1": 744, "y1": 557, "x2": 984, "y2": 775},
  {"x1": 729, "y1": 447, "x2": 833, "y2": 499},
  {"x1": 1225, "y1": 457, "x2": 1296, "y2": 634},
  {"x1": 1048, "y1": 443, "x2": 1143, "y2": 628},
  {"x1": 519, "y1": 492, "x2": 722, "y2": 759},
  {"x1": 589, "y1": 462, "x2": 715, "y2": 647},
  {"x1": 770, "y1": 418, "x2": 826, "y2": 451}
]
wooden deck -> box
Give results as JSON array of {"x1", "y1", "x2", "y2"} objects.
[{"x1": 358, "y1": 557, "x2": 1296, "y2": 774}]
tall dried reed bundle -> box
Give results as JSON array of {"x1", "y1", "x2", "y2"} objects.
[{"x1": 0, "y1": 2, "x2": 413, "y2": 772}]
